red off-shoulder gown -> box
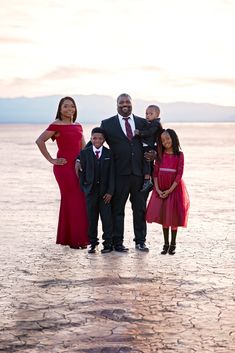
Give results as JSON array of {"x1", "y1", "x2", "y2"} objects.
[
  {"x1": 47, "y1": 124, "x2": 89, "y2": 247},
  {"x1": 146, "y1": 152, "x2": 190, "y2": 228}
]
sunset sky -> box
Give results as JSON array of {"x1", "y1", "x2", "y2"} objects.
[{"x1": 0, "y1": 0, "x2": 235, "y2": 106}]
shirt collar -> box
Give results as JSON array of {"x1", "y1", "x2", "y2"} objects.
[
  {"x1": 92, "y1": 145, "x2": 103, "y2": 154},
  {"x1": 118, "y1": 113, "x2": 134, "y2": 121}
]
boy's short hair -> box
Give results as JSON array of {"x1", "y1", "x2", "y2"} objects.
[
  {"x1": 147, "y1": 105, "x2": 160, "y2": 113},
  {"x1": 91, "y1": 127, "x2": 106, "y2": 139}
]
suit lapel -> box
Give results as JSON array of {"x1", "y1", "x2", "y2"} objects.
[
  {"x1": 112, "y1": 115, "x2": 129, "y2": 140},
  {"x1": 133, "y1": 115, "x2": 140, "y2": 129},
  {"x1": 99, "y1": 147, "x2": 107, "y2": 163},
  {"x1": 87, "y1": 146, "x2": 95, "y2": 166}
]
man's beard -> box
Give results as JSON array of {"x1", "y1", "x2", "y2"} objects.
[{"x1": 117, "y1": 106, "x2": 132, "y2": 117}]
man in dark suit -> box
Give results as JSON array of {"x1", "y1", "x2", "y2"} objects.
[
  {"x1": 100, "y1": 93, "x2": 149, "y2": 252},
  {"x1": 79, "y1": 127, "x2": 115, "y2": 254}
]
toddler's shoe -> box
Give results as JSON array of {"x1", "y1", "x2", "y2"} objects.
[
  {"x1": 88, "y1": 244, "x2": 98, "y2": 254},
  {"x1": 140, "y1": 180, "x2": 153, "y2": 193}
]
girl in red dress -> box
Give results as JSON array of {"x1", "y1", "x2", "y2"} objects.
[
  {"x1": 146, "y1": 129, "x2": 190, "y2": 255},
  {"x1": 36, "y1": 97, "x2": 89, "y2": 249}
]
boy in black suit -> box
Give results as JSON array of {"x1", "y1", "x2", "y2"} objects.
[{"x1": 79, "y1": 127, "x2": 115, "y2": 254}]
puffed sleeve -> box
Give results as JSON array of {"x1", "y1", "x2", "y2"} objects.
[
  {"x1": 175, "y1": 152, "x2": 184, "y2": 184},
  {"x1": 46, "y1": 124, "x2": 60, "y2": 141},
  {"x1": 153, "y1": 161, "x2": 160, "y2": 177}
]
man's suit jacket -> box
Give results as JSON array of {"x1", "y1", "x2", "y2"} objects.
[
  {"x1": 79, "y1": 146, "x2": 115, "y2": 196},
  {"x1": 101, "y1": 115, "x2": 148, "y2": 176}
]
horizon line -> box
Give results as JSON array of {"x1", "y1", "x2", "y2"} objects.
[{"x1": 0, "y1": 95, "x2": 234, "y2": 108}]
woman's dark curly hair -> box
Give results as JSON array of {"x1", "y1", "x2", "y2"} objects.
[
  {"x1": 157, "y1": 128, "x2": 181, "y2": 161},
  {"x1": 55, "y1": 96, "x2": 77, "y2": 123}
]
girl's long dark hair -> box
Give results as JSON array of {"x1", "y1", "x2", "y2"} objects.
[
  {"x1": 157, "y1": 128, "x2": 181, "y2": 161},
  {"x1": 55, "y1": 96, "x2": 77, "y2": 122}
]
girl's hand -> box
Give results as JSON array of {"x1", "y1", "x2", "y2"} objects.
[
  {"x1": 51, "y1": 158, "x2": 67, "y2": 165},
  {"x1": 156, "y1": 189, "x2": 164, "y2": 198},
  {"x1": 162, "y1": 189, "x2": 170, "y2": 198}
]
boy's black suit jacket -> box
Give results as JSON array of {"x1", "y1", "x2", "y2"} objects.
[
  {"x1": 138, "y1": 118, "x2": 162, "y2": 147},
  {"x1": 79, "y1": 146, "x2": 115, "y2": 196},
  {"x1": 101, "y1": 114, "x2": 148, "y2": 176}
]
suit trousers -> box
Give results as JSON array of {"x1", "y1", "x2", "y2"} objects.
[
  {"x1": 143, "y1": 145, "x2": 155, "y2": 176},
  {"x1": 112, "y1": 174, "x2": 147, "y2": 246},
  {"x1": 85, "y1": 184, "x2": 113, "y2": 247}
]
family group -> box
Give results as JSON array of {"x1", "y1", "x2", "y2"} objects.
[{"x1": 36, "y1": 94, "x2": 189, "y2": 256}]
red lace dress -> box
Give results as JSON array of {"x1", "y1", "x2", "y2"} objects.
[
  {"x1": 146, "y1": 152, "x2": 190, "y2": 227},
  {"x1": 47, "y1": 124, "x2": 89, "y2": 247}
]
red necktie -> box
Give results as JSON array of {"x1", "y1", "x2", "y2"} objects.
[
  {"x1": 95, "y1": 150, "x2": 100, "y2": 159},
  {"x1": 123, "y1": 117, "x2": 133, "y2": 140}
]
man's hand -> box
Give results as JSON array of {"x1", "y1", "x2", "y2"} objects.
[
  {"x1": 103, "y1": 193, "x2": 112, "y2": 204},
  {"x1": 75, "y1": 159, "x2": 82, "y2": 177},
  {"x1": 144, "y1": 150, "x2": 156, "y2": 161}
]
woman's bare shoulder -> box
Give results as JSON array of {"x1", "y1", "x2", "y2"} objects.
[{"x1": 50, "y1": 119, "x2": 62, "y2": 125}]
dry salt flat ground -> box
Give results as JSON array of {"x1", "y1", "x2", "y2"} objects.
[{"x1": 0, "y1": 123, "x2": 234, "y2": 353}]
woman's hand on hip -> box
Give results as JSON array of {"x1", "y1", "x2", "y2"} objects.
[{"x1": 51, "y1": 158, "x2": 67, "y2": 165}]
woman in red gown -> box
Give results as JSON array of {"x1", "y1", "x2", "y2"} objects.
[{"x1": 36, "y1": 97, "x2": 89, "y2": 249}]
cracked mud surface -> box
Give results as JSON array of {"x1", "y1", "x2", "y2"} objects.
[{"x1": 0, "y1": 124, "x2": 234, "y2": 352}]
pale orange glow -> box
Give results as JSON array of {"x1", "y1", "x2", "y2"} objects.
[{"x1": 0, "y1": 0, "x2": 235, "y2": 105}]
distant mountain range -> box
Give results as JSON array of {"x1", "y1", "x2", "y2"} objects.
[{"x1": 0, "y1": 95, "x2": 235, "y2": 123}]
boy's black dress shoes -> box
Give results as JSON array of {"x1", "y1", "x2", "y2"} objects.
[
  {"x1": 114, "y1": 245, "x2": 129, "y2": 252},
  {"x1": 101, "y1": 246, "x2": 113, "y2": 254},
  {"x1": 88, "y1": 245, "x2": 98, "y2": 254}
]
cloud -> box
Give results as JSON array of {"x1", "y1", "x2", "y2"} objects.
[
  {"x1": 138, "y1": 66, "x2": 165, "y2": 73},
  {"x1": 195, "y1": 77, "x2": 235, "y2": 87},
  {"x1": 42, "y1": 66, "x2": 105, "y2": 80},
  {"x1": 146, "y1": 74, "x2": 235, "y2": 89},
  {"x1": 0, "y1": 66, "x2": 107, "y2": 87},
  {"x1": 3, "y1": 77, "x2": 39, "y2": 87},
  {"x1": 133, "y1": 66, "x2": 235, "y2": 89},
  {"x1": 222, "y1": 0, "x2": 235, "y2": 6},
  {"x1": 0, "y1": 36, "x2": 34, "y2": 44}
]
